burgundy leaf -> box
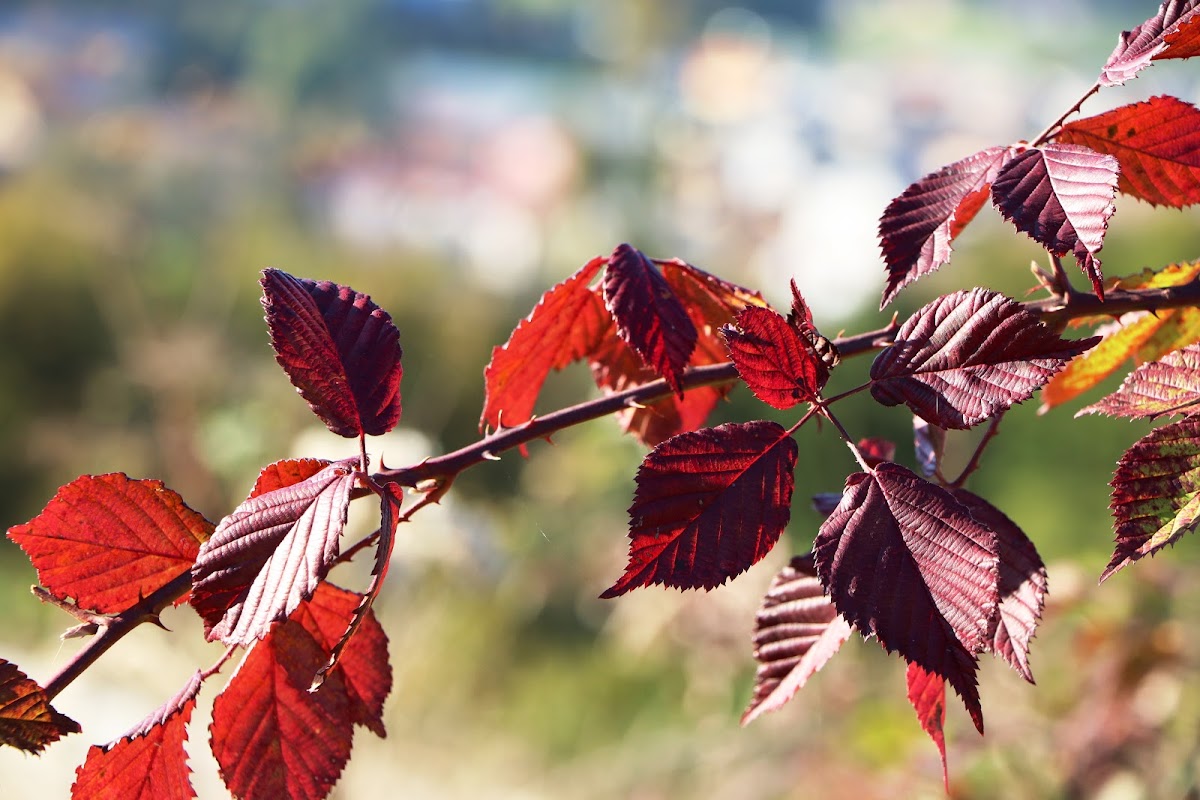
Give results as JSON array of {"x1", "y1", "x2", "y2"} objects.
[
  {"x1": 814, "y1": 463, "x2": 999, "y2": 732},
  {"x1": 913, "y1": 417, "x2": 946, "y2": 479},
  {"x1": 1078, "y1": 343, "x2": 1200, "y2": 419},
  {"x1": 7, "y1": 474, "x2": 212, "y2": 615},
  {"x1": 210, "y1": 621, "x2": 353, "y2": 800},
  {"x1": 480, "y1": 256, "x2": 610, "y2": 432},
  {"x1": 602, "y1": 421, "x2": 797, "y2": 597},
  {"x1": 1101, "y1": 0, "x2": 1200, "y2": 86},
  {"x1": 991, "y1": 144, "x2": 1119, "y2": 297},
  {"x1": 723, "y1": 307, "x2": 828, "y2": 409},
  {"x1": 741, "y1": 554, "x2": 853, "y2": 725},
  {"x1": 906, "y1": 662, "x2": 950, "y2": 790},
  {"x1": 878, "y1": 146, "x2": 1011, "y2": 308},
  {"x1": 71, "y1": 672, "x2": 202, "y2": 800},
  {"x1": 952, "y1": 490, "x2": 1047, "y2": 683},
  {"x1": 1104, "y1": 415, "x2": 1200, "y2": 580},
  {"x1": 1055, "y1": 96, "x2": 1200, "y2": 207},
  {"x1": 191, "y1": 458, "x2": 359, "y2": 646},
  {"x1": 870, "y1": 289, "x2": 1099, "y2": 429},
  {"x1": 603, "y1": 243, "x2": 698, "y2": 396},
  {"x1": 261, "y1": 269, "x2": 403, "y2": 438},
  {"x1": 0, "y1": 659, "x2": 80, "y2": 753}
]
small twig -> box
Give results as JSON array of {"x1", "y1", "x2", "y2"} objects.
[
  {"x1": 201, "y1": 644, "x2": 239, "y2": 681},
  {"x1": 1032, "y1": 82, "x2": 1101, "y2": 146},
  {"x1": 950, "y1": 413, "x2": 1006, "y2": 488}
]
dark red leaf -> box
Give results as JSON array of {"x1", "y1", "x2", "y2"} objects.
[
  {"x1": 1079, "y1": 343, "x2": 1200, "y2": 419},
  {"x1": 291, "y1": 581, "x2": 392, "y2": 737},
  {"x1": 251, "y1": 459, "x2": 332, "y2": 498},
  {"x1": 878, "y1": 147, "x2": 1011, "y2": 308},
  {"x1": 741, "y1": 554, "x2": 853, "y2": 725},
  {"x1": 261, "y1": 269, "x2": 403, "y2": 438},
  {"x1": 1055, "y1": 96, "x2": 1200, "y2": 208},
  {"x1": 952, "y1": 490, "x2": 1047, "y2": 683},
  {"x1": 857, "y1": 438, "x2": 895, "y2": 469},
  {"x1": 906, "y1": 662, "x2": 949, "y2": 791},
  {"x1": 602, "y1": 421, "x2": 797, "y2": 597},
  {"x1": 1101, "y1": 0, "x2": 1200, "y2": 86},
  {"x1": 210, "y1": 621, "x2": 353, "y2": 800},
  {"x1": 480, "y1": 256, "x2": 610, "y2": 432},
  {"x1": 71, "y1": 672, "x2": 201, "y2": 800},
  {"x1": 913, "y1": 418, "x2": 946, "y2": 479},
  {"x1": 1104, "y1": 415, "x2": 1200, "y2": 580},
  {"x1": 191, "y1": 458, "x2": 360, "y2": 646},
  {"x1": 603, "y1": 243, "x2": 697, "y2": 396},
  {"x1": 0, "y1": 659, "x2": 79, "y2": 753},
  {"x1": 814, "y1": 463, "x2": 999, "y2": 732},
  {"x1": 991, "y1": 144, "x2": 1119, "y2": 297},
  {"x1": 723, "y1": 307, "x2": 828, "y2": 409},
  {"x1": 869, "y1": 289, "x2": 1099, "y2": 429},
  {"x1": 7, "y1": 474, "x2": 212, "y2": 615}
]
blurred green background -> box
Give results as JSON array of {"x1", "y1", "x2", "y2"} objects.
[{"x1": 2, "y1": 1, "x2": 1200, "y2": 798}]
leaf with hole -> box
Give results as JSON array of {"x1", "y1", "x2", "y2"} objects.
[
  {"x1": 870, "y1": 289, "x2": 1098, "y2": 428},
  {"x1": 814, "y1": 463, "x2": 999, "y2": 731},
  {"x1": 1104, "y1": 416, "x2": 1200, "y2": 580},
  {"x1": 741, "y1": 554, "x2": 853, "y2": 726},
  {"x1": 191, "y1": 458, "x2": 359, "y2": 646},
  {"x1": 71, "y1": 672, "x2": 201, "y2": 800},
  {"x1": 261, "y1": 269, "x2": 403, "y2": 438},
  {"x1": 7, "y1": 474, "x2": 212, "y2": 615},
  {"x1": 1055, "y1": 96, "x2": 1200, "y2": 207},
  {"x1": 602, "y1": 421, "x2": 797, "y2": 597},
  {"x1": 878, "y1": 146, "x2": 1011, "y2": 308}
]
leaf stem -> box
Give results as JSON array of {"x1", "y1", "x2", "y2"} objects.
[
  {"x1": 1032, "y1": 81, "x2": 1101, "y2": 146},
  {"x1": 950, "y1": 412, "x2": 1005, "y2": 489}
]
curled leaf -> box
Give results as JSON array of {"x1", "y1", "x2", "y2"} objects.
[
  {"x1": 261, "y1": 269, "x2": 403, "y2": 438},
  {"x1": 1101, "y1": 0, "x2": 1200, "y2": 86},
  {"x1": 602, "y1": 421, "x2": 797, "y2": 597},
  {"x1": 741, "y1": 554, "x2": 853, "y2": 725},
  {"x1": 870, "y1": 289, "x2": 1098, "y2": 429}
]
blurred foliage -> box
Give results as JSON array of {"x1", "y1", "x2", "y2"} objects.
[{"x1": 1, "y1": 1, "x2": 1200, "y2": 798}]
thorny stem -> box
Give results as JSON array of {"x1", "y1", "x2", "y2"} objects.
[
  {"x1": 32, "y1": 277, "x2": 1200, "y2": 701},
  {"x1": 1031, "y1": 81, "x2": 1101, "y2": 146}
]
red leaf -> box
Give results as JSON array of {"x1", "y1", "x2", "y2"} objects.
[
  {"x1": 251, "y1": 459, "x2": 333, "y2": 498},
  {"x1": 1079, "y1": 342, "x2": 1200, "y2": 419},
  {"x1": 480, "y1": 256, "x2": 610, "y2": 432},
  {"x1": 952, "y1": 490, "x2": 1047, "y2": 683},
  {"x1": 991, "y1": 143, "x2": 1119, "y2": 297},
  {"x1": 1055, "y1": 96, "x2": 1200, "y2": 208},
  {"x1": 856, "y1": 438, "x2": 895, "y2": 469},
  {"x1": 0, "y1": 659, "x2": 80, "y2": 753},
  {"x1": 291, "y1": 582, "x2": 392, "y2": 737},
  {"x1": 813, "y1": 463, "x2": 999, "y2": 732},
  {"x1": 906, "y1": 662, "x2": 949, "y2": 791},
  {"x1": 741, "y1": 554, "x2": 853, "y2": 725},
  {"x1": 869, "y1": 289, "x2": 1099, "y2": 429},
  {"x1": 261, "y1": 269, "x2": 403, "y2": 438},
  {"x1": 603, "y1": 243, "x2": 698, "y2": 396},
  {"x1": 723, "y1": 307, "x2": 829, "y2": 409},
  {"x1": 602, "y1": 421, "x2": 797, "y2": 597},
  {"x1": 7, "y1": 474, "x2": 212, "y2": 614},
  {"x1": 878, "y1": 147, "x2": 1011, "y2": 308},
  {"x1": 1101, "y1": 0, "x2": 1200, "y2": 86},
  {"x1": 1104, "y1": 415, "x2": 1200, "y2": 580},
  {"x1": 210, "y1": 622, "x2": 353, "y2": 800},
  {"x1": 71, "y1": 672, "x2": 201, "y2": 800},
  {"x1": 191, "y1": 458, "x2": 360, "y2": 646}
]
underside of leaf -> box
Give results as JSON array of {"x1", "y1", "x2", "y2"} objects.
[{"x1": 1101, "y1": 0, "x2": 1200, "y2": 86}]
